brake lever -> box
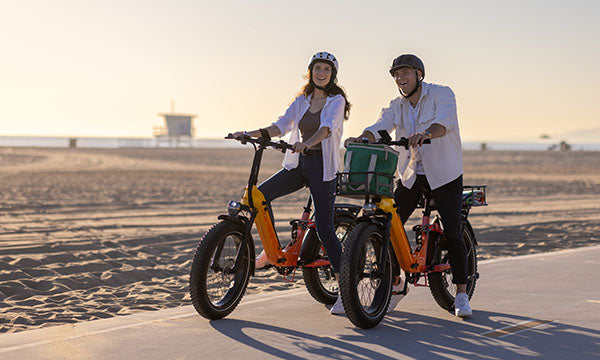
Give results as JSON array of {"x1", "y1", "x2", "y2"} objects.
[{"x1": 278, "y1": 140, "x2": 288, "y2": 153}]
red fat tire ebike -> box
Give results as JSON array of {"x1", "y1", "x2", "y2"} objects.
[
  {"x1": 189, "y1": 132, "x2": 359, "y2": 320},
  {"x1": 338, "y1": 131, "x2": 486, "y2": 328}
]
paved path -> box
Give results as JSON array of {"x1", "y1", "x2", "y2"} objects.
[{"x1": 1, "y1": 245, "x2": 599, "y2": 359}]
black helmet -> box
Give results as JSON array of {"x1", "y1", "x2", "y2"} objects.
[{"x1": 389, "y1": 54, "x2": 425, "y2": 79}]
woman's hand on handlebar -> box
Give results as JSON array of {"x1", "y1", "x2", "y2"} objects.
[
  {"x1": 291, "y1": 142, "x2": 309, "y2": 154},
  {"x1": 408, "y1": 131, "x2": 432, "y2": 147},
  {"x1": 231, "y1": 131, "x2": 249, "y2": 139}
]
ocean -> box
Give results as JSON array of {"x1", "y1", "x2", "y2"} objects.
[{"x1": 1, "y1": 136, "x2": 599, "y2": 151}]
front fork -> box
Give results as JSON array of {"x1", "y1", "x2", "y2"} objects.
[{"x1": 212, "y1": 214, "x2": 255, "y2": 275}]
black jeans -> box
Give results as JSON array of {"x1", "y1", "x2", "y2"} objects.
[
  {"x1": 257, "y1": 154, "x2": 341, "y2": 273},
  {"x1": 393, "y1": 175, "x2": 468, "y2": 284}
]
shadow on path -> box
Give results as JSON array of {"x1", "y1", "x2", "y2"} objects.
[{"x1": 210, "y1": 310, "x2": 600, "y2": 359}]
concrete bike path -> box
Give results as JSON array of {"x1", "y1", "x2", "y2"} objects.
[{"x1": 1, "y1": 245, "x2": 599, "y2": 359}]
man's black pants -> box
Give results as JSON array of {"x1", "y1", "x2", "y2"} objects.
[{"x1": 393, "y1": 175, "x2": 468, "y2": 284}]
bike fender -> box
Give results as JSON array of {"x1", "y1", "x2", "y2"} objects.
[
  {"x1": 334, "y1": 209, "x2": 358, "y2": 220},
  {"x1": 334, "y1": 204, "x2": 362, "y2": 217},
  {"x1": 353, "y1": 216, "x2": 384, "y2": 228},
  {"x1": 217, "y1": 214, "x2": 243, "y2": 223}
]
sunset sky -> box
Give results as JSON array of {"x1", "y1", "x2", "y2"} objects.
[{"x1": 1, "y1": 0, "x2": 599, "y2": 142}]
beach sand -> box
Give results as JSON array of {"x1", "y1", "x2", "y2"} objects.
[{"x1": 1, "y1": 147, "x2": 599, "y2": 333}]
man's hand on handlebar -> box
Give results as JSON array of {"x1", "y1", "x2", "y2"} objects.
[
  {"x1": 344, "y1": 137, "x2": 361, "y2": 148},
  {"x1": 408, "y1": 131, "x2": 432, "y2": 147},
  {"x1": 344, "y1": 132, "x2": 375, "y2": 148}
]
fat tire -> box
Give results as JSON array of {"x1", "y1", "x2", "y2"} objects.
[
  {"x1": 189, "y1": 220, "x2": 252, "y2": 319},
  {"x1": 303, "y1": 215, "x2": 354, "y2": 305},
  {"x1": 339, "y1": 222, "x2": 393, "y2": 329},
  {"x1": 428, "y1": 222, "x2": 478, "y2": 311}
]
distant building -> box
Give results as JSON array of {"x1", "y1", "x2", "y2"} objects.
[{"x1": 153, "y1": 112, "x2": 197, "y2": 147}]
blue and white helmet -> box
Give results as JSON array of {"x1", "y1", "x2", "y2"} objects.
[{"x1": 308, "y1": 51, "x2": 339, "y2": 72}]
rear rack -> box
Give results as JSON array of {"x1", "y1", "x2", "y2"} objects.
[
  {"x1": 417, "y1": 185, "x2": 488, "y2": 209},
  {"x1": 461, "y1": 185, "x2": 487, "y2": 208}
]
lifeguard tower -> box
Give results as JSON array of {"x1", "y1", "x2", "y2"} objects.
[{"x1": 153, "y1": 104, "x2": 197, "y2": 147}]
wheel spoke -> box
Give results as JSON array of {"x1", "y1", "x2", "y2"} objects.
[{"x1": 206, "y1": 234, "x2": 241, "y2": 305}]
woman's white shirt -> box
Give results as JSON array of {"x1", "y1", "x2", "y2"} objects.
[{"x1": 272, "y1": 94, "x2": 345, "y2": 181}]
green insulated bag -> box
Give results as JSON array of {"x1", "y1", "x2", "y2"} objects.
[{"x1": 337, "y1": 143, "x2": 399, "y2": 198}]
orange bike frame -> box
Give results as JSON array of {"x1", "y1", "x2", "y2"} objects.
[
  {"x1": 241, "y1": 185, "x2": 326, "y2": 268},
  {"x1": 375, "y1": 198, "x2": 450, "y2": 274}
]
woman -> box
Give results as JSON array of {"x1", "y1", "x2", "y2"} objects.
[{"x1": 232, "y1": 51, "x2": 350, "y2": 315}]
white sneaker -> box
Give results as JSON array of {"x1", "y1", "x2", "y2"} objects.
[
  {"x1": 330, "y1": 296, "x2": 345, "y2": 315},
  {"x1": 387, "y1": 278, "x2": 409, "y2": 313},
  {"x1": 255, "y1": 251, "x2": 271, "y2": 270},
  {"x1": 454, "y1": 292, "x2": 473, "y2": 318}
]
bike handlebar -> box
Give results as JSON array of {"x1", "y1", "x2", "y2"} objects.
[
  {"x1": 353, "y1": 130, "x2": 431, "y2": 149},
  {"x1": 225, "y1": 133, "x2": 321, "y2": 155},
  {"x1": 379, "y1": 137, "x2": 430, "y2": 147}
]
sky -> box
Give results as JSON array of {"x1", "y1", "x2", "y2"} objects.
[{"x1": 1, "y1": 0, "x2": 599, "y2": 142}]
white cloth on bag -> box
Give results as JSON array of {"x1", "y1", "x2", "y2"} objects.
[
  {"x1": 364, "y1": 82, "x2": 463, "y2": 190},
  {"x1": 272, "y1": 94, "x2": 345, "y2": 182}
]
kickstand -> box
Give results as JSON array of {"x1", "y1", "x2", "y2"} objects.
[{"x1": 282, "y1": 268, "x2": 297, "y2": 283}]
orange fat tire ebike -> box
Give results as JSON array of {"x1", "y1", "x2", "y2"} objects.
[
  {"x1": 189, "y1": 131, "x2": 359, "y2": 320},
  {"x1": 337, "y1": 132, "x2": 486, "y2": 328}
]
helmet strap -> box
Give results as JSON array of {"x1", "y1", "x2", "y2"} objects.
[
  {"x1": 399, "y1": 70, "x2": 422, "y2": 99},
  {"x1": 313, "y1": 82, "x2": 333, "y2": 92}
]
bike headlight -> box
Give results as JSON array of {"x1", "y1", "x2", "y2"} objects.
[
  {"x1": 362, "y1": 201, "x2": 377, "y2": 215},
  {"x1": 227, "y1": 200, "x2": 241, "y2": 216}
]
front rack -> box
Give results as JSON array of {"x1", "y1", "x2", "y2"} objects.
[{"x1": 336, "y1": 171, "x2": 395, "y2": 199}]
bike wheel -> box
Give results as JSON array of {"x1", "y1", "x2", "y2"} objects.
[
  {"x1": 428, "y1": 222, "x2": 478, "y2": 311},
  {"x1": 303, "y1": 215, "x2": 354, "y2": 305},
  {"x1": 189, "y1": 220, "x2": 252, "y2": 319},
  {"x1": 339, "y1": 222, "x2": 393, "y2": 329}
]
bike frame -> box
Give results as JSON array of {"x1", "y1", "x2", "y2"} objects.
[
  {"x1": 372, "y1": 197, "x2": 450, "y2": 274},
  {"x1": 342, "y1": 132, "x2": 450, "y2": 276},
  {"x1": 241, "y1": 185, "x2": 328, "y2": 268},
  {"x1": 230, "y1": 132, "x2": 331, "y2": 270}
]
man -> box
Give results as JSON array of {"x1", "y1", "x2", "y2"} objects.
[{"x1": 344, "y1": 54, "x2": 472, "y2": 317}]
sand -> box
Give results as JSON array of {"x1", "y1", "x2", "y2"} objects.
[{"x1": 1, "y1": 146, "x2": 599, "y2": 333}]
